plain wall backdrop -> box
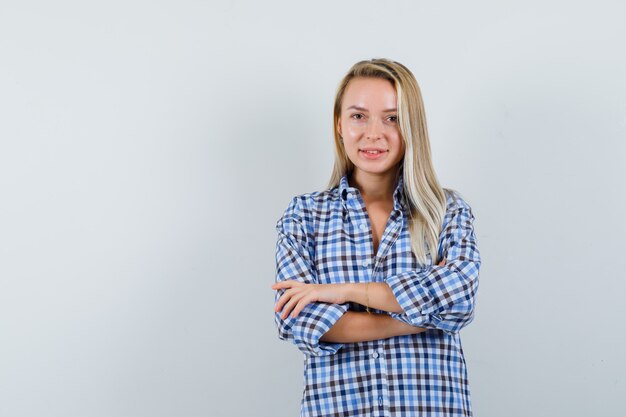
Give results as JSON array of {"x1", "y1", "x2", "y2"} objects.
[{"x1": 1, "y1": 1, "x2": 625, "y2": 416}]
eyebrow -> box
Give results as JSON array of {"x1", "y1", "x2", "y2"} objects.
[{"x1": 346, "y1": 105, "x2": 397, "y2": 113}]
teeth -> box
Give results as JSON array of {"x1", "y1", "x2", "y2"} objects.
[{"x1": 365, "y1": 150, "x2": 381, "y2": 154}]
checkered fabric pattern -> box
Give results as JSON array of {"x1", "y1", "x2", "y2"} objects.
[{"x1": 273, "y1": 170, "x2": 481, "y2": 417}]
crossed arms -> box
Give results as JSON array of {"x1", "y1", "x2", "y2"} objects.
[
  {"x1": 272, "y1": 275, "x2": 444, "y2": 343},
  {"x1": 272, "y1": 196, "x2": 481, "y2": 356}
]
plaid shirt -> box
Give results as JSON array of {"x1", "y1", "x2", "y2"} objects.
[{"x1": 273, "y1": 170, "x2": 481, "y2": 417}]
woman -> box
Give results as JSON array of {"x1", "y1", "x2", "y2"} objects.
[{"x1": 272, "y1": 58, "x2": 481, "y2": 417}]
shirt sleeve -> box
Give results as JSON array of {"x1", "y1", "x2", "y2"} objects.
[
  {"x1": 385, "y1": 195, "x2": 481, "y2": 335},
  {"x1": 273, "y1": 196, "x2": 349, "y2": 356}
]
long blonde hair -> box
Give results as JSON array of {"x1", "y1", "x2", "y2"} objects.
[{"x1": 327, "y1": 58, "x2": 449, "y2": 265}]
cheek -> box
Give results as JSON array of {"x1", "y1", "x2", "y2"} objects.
[
  {"x1": 342, "y1": 124, "x2": 361, "y2": 137},
  {"x1": 394, "y1": 134, "x2": 405, "y2": 155},
  {"x1": 391, "y1": 131, "x2": 403, "y2": 148}
]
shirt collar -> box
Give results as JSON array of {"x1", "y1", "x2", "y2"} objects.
[{"x1": 339, "y1": 167, "x2": 407, "y2": 213}]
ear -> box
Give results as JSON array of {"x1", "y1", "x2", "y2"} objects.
[{"x1": 337, "y1": 121, "x2": 342, "y2": 136}]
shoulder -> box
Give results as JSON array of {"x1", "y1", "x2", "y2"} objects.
[
  {"x1": 443, "y1": 187, "x2": 476, "y2": 220},
  {"x1": 276, "y1": 186, "x2": 341, "y2": 228}
]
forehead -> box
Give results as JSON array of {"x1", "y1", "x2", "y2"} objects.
[{"x1": 342, "y1": 77, "x2": 397, "y2": 109}]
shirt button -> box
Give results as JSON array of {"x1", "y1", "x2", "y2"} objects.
[
  {"x1": 359, "y1": 223, "x2": 367, "y2": 231},
  {"x1": 372, "y1": 352, "x2": 379, "y2": 359},
  {"x1": 346, "y1": 192, "x2": 353, "y2": 199},
  {"x1": 378, "y1": 396, "x2": 383, "y2": 406},
  {"x1": 361, "y1": 260, "x2": 369, "y2": 268}
]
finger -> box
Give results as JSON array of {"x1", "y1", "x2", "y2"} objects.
[
  {"x1": 272, "y1": 281, "x2": 293, "y2": 289},
  {"x1": 272, "y1": 280, "x2": 301, "y2": 290},
  {"x1": 291, "y1": 294, "x2": 314, "y2": 318},
  {"x1": 281, "y1": 292, "x2": 305, "y2": 319},
  {"x1": 282, "y1": 292, "x2": 306, "y2": 319},
  {"x1": 274, "y1": 288, "x2": 297, "y2": 312}
]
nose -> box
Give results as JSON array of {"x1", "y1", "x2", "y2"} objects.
[{"x1": 365, "y1": 117, "x2": 383, "y2": 140}]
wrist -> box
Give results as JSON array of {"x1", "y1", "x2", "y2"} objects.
[{"x1": 342, "y1": 283, "x2": 358, "y2": 304}]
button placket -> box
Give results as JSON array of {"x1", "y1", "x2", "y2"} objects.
[
  {"x1": 346, "y1": 190, "x2": 375, "y2": 281},
  {"x1": 371, "y1": 219, "x2": 402, "y2": 280}
]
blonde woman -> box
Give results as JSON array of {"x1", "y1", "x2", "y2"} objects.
[{"x1": 272, "y1": 58, "x2": 481, "y2": 417}]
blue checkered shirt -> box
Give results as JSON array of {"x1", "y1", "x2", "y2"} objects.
[{"x1": 274, "y1": 171, "x2": 481, "y2": 416}]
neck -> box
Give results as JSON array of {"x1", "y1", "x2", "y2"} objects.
[{"x1": 349, "y1": 167, "x2": 400, "y2": 202}]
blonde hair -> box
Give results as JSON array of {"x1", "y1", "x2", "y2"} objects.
[{"x1": 327, "y1": 58, "x2": 449, "y2": 265}]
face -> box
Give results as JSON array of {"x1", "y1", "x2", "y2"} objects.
[{"x1": 337, "y1": 77, "x2": 405, "y2": 178}]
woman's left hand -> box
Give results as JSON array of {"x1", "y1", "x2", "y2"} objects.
[{"x1": 272, "y1": 281, "x2": 348, "y2": 319}]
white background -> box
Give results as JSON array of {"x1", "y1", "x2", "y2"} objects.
[{"x1": 1, "y1": 1, "x2": 625, "y2": 416}]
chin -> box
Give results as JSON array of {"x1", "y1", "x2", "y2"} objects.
[{"x1": 354, "y1": 165, "x2": 399, "y2": 176}]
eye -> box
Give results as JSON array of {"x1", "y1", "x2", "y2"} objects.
[
  {"x1": 350, "y1": 113, "x2": 364, "y2": 120},
  {"x1": 388, "y1": 115, "x2": 398, "y2": 123}
]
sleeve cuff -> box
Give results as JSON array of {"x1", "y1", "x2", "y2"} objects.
[
  {"x1": 288, "y1": 302, "x2": 349, "y2": 356},
  {"x1": 385, "y1": 269, "x2": 435, "y2": 323}
]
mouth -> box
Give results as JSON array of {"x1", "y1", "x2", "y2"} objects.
[{"x1": 359, "y1": 149, "x2": 388, "y2": 159}]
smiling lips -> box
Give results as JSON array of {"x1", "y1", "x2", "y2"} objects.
[{"x1": 359, "y1": 148, "x2": 388, "y2": 159}]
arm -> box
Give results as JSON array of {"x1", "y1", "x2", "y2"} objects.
[
  {"x1": 273, "y1": 197, "x2": 349, "y2": 357},
  {"x1": 273, "y1": 259, "x2": 447, "y2": 319},
  {"x1": 343, "y1": 282, "x2": 404, "y2": 313},
  {"x1": 386, "y1": 197, "x2": 482, "y2": 335},
  {"x1": 338, "y1": 259, "x2": 447, "y2": 314},
  {"x1": 319, "y1": 311, "x2": 426, "y2": 343}
]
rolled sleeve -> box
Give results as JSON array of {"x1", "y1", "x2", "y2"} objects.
[
  {"x1": 275, "y1": 302, "x2": 348, "y2": 356},
  {"x1": 386, "y1": 197, "x2": 481, "y2": 335},
  {"x1": 273, "y1": 197, "x2": 349, "y2": 356}
]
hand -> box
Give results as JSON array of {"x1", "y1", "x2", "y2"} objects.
[{"x1": 271, "y1": 281, "x2": 347, "y2": 319}]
